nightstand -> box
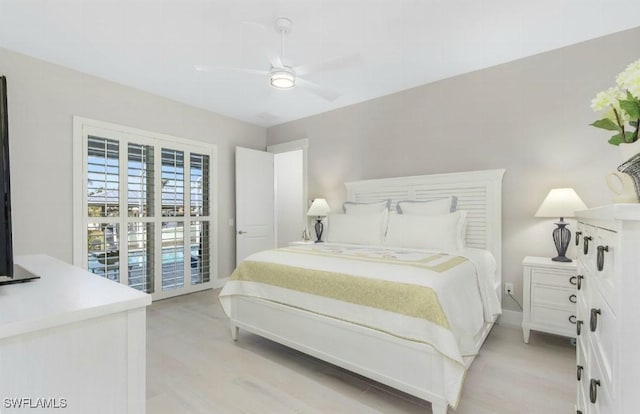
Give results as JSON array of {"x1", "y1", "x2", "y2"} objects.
[
  {"x1": 522, "y1": 256, "x2": 577, "y2": 343},
  {"x1": 288, "y1": 240, "x2": 315, "y2": 246}
]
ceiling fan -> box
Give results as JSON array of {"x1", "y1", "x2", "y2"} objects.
[{"x1": 195, "y1": 17, "x2": 363, "y2": 102}]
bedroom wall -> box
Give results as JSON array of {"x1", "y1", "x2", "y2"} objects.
[
  {"x1": 267, "y1": 27, "x2": 640, "y2": 311},
  {"x1": 0, "y1": 47, "x2": 266, "y2": 282}
]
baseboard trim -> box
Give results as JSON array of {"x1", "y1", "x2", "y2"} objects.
[{"x1": 498, "y1": 309, "x2": 522, "y2": 328}]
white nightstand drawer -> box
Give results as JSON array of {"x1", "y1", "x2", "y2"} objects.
[
  {"x1": 531, "y1": 306, "x2": 576, "y2": 332},
  {"x1": 531, "y1": 285, "x2": 577, "y2": 310},
  {"x1": 531, "y1": 268, "x2": 577, "y2": 289}
]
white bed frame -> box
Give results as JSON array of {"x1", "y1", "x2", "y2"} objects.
[{"x1": 227, "y1": 169, "x2": 505, "y2": 414}]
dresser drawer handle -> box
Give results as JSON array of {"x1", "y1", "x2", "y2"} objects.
[
  {"x1": 569, "y1": 315, "x2": 577, "y2": 324},
  {"x1": 569, "y1": 276, "x2": 577, "y2": 286},
  {"x1": 590, "y1": 308, "x2": 601, "y2": 332},
  {"x1": 577, "y1": 320, "x2": 583, "y2": 336},
  {"x1": 577, "y1": 365, "x2": 583, "y2": 381},
  {"x1": 569, "y1": 294, "x2": 577, "y2": 304},
  {"x1": 577, "y1": 411, "x2": 583, "y2": 414},
  {"x1": 597, "y1": 245, "x2": 609, "y2": 271},
  {"x1": 583, "y1": 236, "x2": 592, "y2": 255},
  {"x1": 577, "y1": 275, "x2": 583, "y2": 291},
  {"x1": 576, "y1": 231, "x2": 582, "y2": 246},
  {"x1": 590, "y1": 379, "x2": 601, "y2": 404}
]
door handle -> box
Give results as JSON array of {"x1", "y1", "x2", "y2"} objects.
[{"x1": 238, "y1": 230, "x2": 247, "y2": 235}]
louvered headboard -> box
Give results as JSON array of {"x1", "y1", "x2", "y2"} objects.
[{"x1": 345, "y1": 169, "x2": 505, "y2": 302}]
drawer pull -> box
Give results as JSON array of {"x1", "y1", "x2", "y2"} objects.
[
  {"x1": 569, "y1": 315, "x2": 577, "y2": 324},
  {"x1": 577, "y1": 320, "x2": 583, "y2": 336},
  {"x1": 569, "y1": 294, "x2": 577, "y2": 304},
  {"x1": 577, "y1": 365, "x2": 583, "y2": 381},
  {"x1": 569, "y1": 276, "x2": 578, "y2": 286},
  {"x1": 576, "y1": 231, "x2": 582, "y2": 246},
  {"x1": 590, "y1": 378, "x2": 601, "y2": 404},
  {"x1": 583, "y1": 236, "x2": 592, "y2": 255},
  {"x1": 577, "y1": 275, "x2": 583, "y2": 291},
  {"x1": 577, "y1": 411, "x2": 583, "y2": 414},
  {"x1": 597, "y1": 245, "x2": 609, "y2": 271},
  {"x1": 590, "y1": 308, "x2": 601, "y2": 332}
]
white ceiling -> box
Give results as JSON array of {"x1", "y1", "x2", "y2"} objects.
[{"x1": 0, "y1": 0, "x2": 639, "y2": 127}]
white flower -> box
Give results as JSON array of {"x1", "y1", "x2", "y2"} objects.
[
  {"x1": 591, "y1": 87, "x2": 623, "y2": 112},
  {"x1": 616, "y1": 58, "x2": 640, "y2": 98}
]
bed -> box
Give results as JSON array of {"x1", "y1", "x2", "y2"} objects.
[{"x1": 220, "y1": 169, "x2": 505, "y2": 414}]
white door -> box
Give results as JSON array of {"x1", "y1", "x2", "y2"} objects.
[{"x1": 235, "y1": 147, "x2": 275, "y2": 263}]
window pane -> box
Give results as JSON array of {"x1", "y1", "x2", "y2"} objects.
[
  {"x1": 128, "y1": 222, "x2": 154, "y2": 293},
  {"x1": 87, "y1": 223, "x2": 120, "y2": 282},
  {"x1": 161, "y1": 149, "x2": 184, "y2": 217},
  {"x1": 128, "y1": 144, "x2": 154, "y2": 217},
  {"x1": 162, "y1": 221, "x2": 184, "y2": 290},
  {"x1": 190, "y1": 221, "x2": 210, "y2": 284},
  {"x1": 88, "y1": 136, "x2": 119, "y2": 217},
  {"x1": 190, "y1": 153, "x2": 209, "y2": 217}
]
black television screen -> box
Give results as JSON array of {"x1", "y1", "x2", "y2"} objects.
[{"x1": 0, "y1": 76, "x2": 13, "y2": 278}]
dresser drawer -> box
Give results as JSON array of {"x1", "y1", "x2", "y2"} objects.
[
  {"x1": 592, "y1": 228, "x2": 617, "y2": 309},
  {"x1": 531, "y1": 285, "x2": 577, "y2": 310},
  {"x1": 531, "y1": 306, "x2": 576, "y2": 333},
  {"x1": 577, "y1": 223, "x2": 597, "y2": 269},
  {"x1": 531, "y1": 268, "x2": 577, "y2": 289},
  {"x1": 587, "y1": 288, "x2": 615, "y2": 390},
  {"x1": 587, "y1": 348, "x2": 615, "y2": 414}
]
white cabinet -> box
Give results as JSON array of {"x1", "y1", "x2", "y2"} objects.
[
  {"x1": 522, "y1": 256, "x2": 577, "y2": 343},
  {"x1": 575, "y1": 205, "x2": 640, "y2": 414},
  {"x1": 0, "y1": 255, "x2": 151, "y2": 414}
]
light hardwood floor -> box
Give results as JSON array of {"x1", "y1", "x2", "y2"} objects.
[{"x1": 147, "y1": 290, "x2": 575, "y2": 413}]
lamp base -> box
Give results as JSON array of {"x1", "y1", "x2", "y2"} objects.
[
  {"x1": 551, "y1": 219, "x2": 572, "y2": 263},
  {"x1": 314, "y1": 218, "x2": 324, "y2": 243}
]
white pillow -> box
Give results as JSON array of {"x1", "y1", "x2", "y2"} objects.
[
  {"x1": 325, "y1": 212, "x2": 385, "y2": 245},
  {"x1": 383, "y1": 211, "x2": 467, "y2": 251},
  {"x1": 397, "y1": 197, "x2": 457, "y2": 215},
  {"x1": 343, "y1": 199, "x2": 390, "y2": 214}
]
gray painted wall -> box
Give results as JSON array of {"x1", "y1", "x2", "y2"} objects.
[
  {"x1": 0, "y1": 47, "x2": 266, "y2": 281},
  {"x1": 267, "y1": 27, "x2": 640, "y2": 310}
]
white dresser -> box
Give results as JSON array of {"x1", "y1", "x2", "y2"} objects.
[
  {"x1": 575, "y1": 205, "x2": 640, "y2": 414},
  {"x1": 0, "y1": 255, "x2": 151, "y2": 414}
]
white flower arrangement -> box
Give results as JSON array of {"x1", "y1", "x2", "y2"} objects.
[{"x1": 591, "y1": 58, "x2": 640, "y2": 145}]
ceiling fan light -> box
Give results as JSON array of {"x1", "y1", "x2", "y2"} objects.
[{"x1": 270, "y1": 70, "x2": 295, "y2": 89}]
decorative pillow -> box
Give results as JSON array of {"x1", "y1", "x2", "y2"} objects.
[
  {"x1": 343, "y1": 199, "x2": 390, "y2": 214},
  {"x1": 383, "y1": 211, "x2": 467, "y2": 251},
  {"x1": 325, "y1": 211, "x2": 386, "y2": 245},
  {"x1": 396, "y1": 197, "x2": 457, "y2": 215}
]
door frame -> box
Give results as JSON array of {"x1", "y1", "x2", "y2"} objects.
[{"x1": 267, "y1": 138, "x2": 309, "y2": 241}]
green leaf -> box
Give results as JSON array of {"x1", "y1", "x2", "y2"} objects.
[
  {"x1": 591, "y1": 118, "x2": 621, "y2": 131},
  {"x1": 608, "y1": 133, "x2": 624, "y2": 145},
  {"x1": 620, "y1": 99, "x2": 640, "y2": 120},
  {"x1": 627, "y1": 90, "x2": 636, "y2": 101}
]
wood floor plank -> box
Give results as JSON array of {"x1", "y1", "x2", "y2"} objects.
[{"x1": 147, "y1": 290, "x2": 575, "y2": 413}]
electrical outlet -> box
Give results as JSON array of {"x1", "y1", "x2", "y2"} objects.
[{"x1": 504, "y1": 283, "x2": 514, "y2": 295}]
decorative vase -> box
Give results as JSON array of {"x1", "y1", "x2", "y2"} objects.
[{"x1": 606, "y1": 171, "x2": 639, "y2": 203}]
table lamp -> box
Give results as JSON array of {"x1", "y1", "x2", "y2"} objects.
[
  {"x1": 307, "y1": 198, "x2": 330, "y2": 243},
  {"x1": 535, "y1": 188, "x2": 587, "y2": 262}
]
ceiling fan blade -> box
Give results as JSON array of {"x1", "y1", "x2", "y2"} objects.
[
  {"x1": 294, "y1": 53, "x2": 363, "y2": 76},
  {"x1": 297, "y1": 78, "x2": 341, "y2": 102},
  {"x1": 269, "y1": 56, "x2": 284, "y2": 69},
  {"x1": 195, "y1": 65, "x2": 268, "y2": 76}
]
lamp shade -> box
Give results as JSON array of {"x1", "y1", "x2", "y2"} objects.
[
  {"x1": 535, "y1": 188, "x2": 587, "y2": 219},
  {"x1": 307, "y1": 198, "x2": 330, "y2": 217}
]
